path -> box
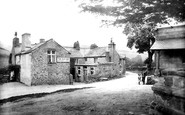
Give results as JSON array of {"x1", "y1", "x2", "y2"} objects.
[{"x1": 0, "y1": 72, "x2": 154, "y2": 115}]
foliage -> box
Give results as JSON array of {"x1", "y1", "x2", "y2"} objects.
[
  {"x1": 90, "y1": 43, "x2": 98, "y2": 49},
  {"x1": 73, "y1": 41, "x2": 80, "y2": 50},
  {"x1": 79, "y1": 0, "x2": 185, "y2": 25},
  {"x1": 78, "y1": 0, "x2": 185, "y2": 69},
  {"x1": 124, "y1": 23, "x2": 155, "y2": 53},
  {"x1": 126, "y1": 55, "x2": 144, "y2": 68},
  {"x1": 124, "y1": 23, "x2": 155, "y2": 69},
  {"x1": 144, "y1": 58, "x2": 150, "y2": 65}
]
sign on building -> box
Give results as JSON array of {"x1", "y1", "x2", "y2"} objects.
[{"x1": 57, "y1": 57, "x2": 70, "y2": 63}]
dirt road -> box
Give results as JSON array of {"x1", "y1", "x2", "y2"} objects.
[{"x1": 0, "y1": 72, "x2": 154, "y2": 115}]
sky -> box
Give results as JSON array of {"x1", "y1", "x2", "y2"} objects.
[{"x1": 0, "y1": 0, "x2": 132, "y2": 51}]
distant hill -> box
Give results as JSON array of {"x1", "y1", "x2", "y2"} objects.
[{"x1": 117, "y1": 50, "x2": 148, "y2": 61}]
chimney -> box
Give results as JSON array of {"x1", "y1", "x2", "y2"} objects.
[
  {"x1": 22, "y1": 33, "x2": 31, "y2": 51},
  {"x1": 13, "y1": 32, "x2": 19, "y2": 47},
  {"x1": 105, "y1": 52, "x2": 110, "y2": 62},
  {"x1": 40, "y1": 38, "x2": 45, "y2": 43},
  {"x1": 108, "y1": 38, "x2": 116, "y2": 51}
]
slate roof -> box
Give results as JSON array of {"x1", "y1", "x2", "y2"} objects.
[
  {"x1": 151, "y1": 38, "x2": 185, "y2": 50},
  {"x1": 151, "y1": 24, "x2": 185, "y2": 50},
  {"x1": 118, "y1": 52, "x2": 126, "y2": 59},
  {"x1": 68, "y1": 48, "x2": 83, "y2": 58},
  {"x1": 64, "y1": 47, "x2": 83, "y2": 58},
  {"x1": 84, "y1": 47, "x2": 107, "y2": 57},
  {"x1": 64, "y1": 47, "x2": 108, "y2": 58},
  {"x1": 16, "y1": 39, "x2": 70, "y2": 55}
]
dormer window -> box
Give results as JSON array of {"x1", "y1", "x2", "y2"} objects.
[{"x1": 47, "y1": 50, "x2": 56, "y2": 64}]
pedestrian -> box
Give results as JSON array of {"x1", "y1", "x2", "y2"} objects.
[
  {"x1": 138, "y1": 73, "x2": 142, "y2": 85},
  {"x1": 142, "y1": 70, "x2": 147, "y2": 85},
  {"x1": 69, "y1": 74, "x2": 73, "y2": 85}
]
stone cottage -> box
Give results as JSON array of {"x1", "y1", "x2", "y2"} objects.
[
  {"x1": 66, "y1": 39, "x2": 126, "y2": 82},
  {"x1": 0, "y1": 46, "x2": 10, "y2": 69},
  {"x1": 150, "y1": 24, "x2": 185, "y2": 115},
  {"x1": 11, "y1": 33, "x2": 71, "y2": 86}
]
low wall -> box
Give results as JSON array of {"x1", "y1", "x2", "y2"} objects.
[{"x1": 88, "y1": 63, "x2": 121, "y2": 82}]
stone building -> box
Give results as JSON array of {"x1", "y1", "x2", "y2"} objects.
[
  {"x1": 66, "y1": 39, "x2": 126, "y2": 82},
  {"x1": 11, "y1": 33, "x2": 71, "y2": 86},
  {"x1": 0, "y1": 47, "x2": 10, "y2": 69},
  {"x1": 150, "y1": 25, "x2": 185, "y2": 115}
]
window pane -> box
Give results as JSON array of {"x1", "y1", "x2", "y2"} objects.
[
  {"x1": 47, "y1": 50, "x2": 50, "y2": 54},
  {"x1": 48, "y1": 55, "x2": 51, "y2": 63},
  {"x1": 52, "y1": 51, "x2": 55, "y2": 54},
  {"x1": 52, "y1": 55, "x2": 55, "y2": 62}
]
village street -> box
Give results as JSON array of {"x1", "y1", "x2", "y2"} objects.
[{"x1": 0, "y1": 72, "x2": 154, "y2": 115}]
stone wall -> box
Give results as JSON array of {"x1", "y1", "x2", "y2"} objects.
[
  {"x1": 74, "y1": 47, "x2": 126, "y2": 82},
  {"x1": 31, "y1": 40, "x2": 70, "y2": 85},
  {"x1": 159, "y1": 50, "x2": 185, "y2": 70},
  {"x1": 151, "y1": 80, "x2": 185, "y2": 115},
  {"x1": 20, "y1": 54, "x2": 32, "y2": 85},
  {"x1": 97, "y1": 63, "x2": 114, "y2": 77},
  {"x1": 151, "y1": 50, "x2": 185, "y2": 115}
]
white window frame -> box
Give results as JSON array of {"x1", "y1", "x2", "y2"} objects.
[{"x1": 47, "y1": 50, "x2": 56, "y2": 64}]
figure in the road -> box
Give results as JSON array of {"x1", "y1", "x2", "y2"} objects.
[
  {"x1": 138, "y1": 73, "x2": 142, "y2": 85},
  {"x1": 142, "y1": 70, "x2": 147, "y2": 85}
]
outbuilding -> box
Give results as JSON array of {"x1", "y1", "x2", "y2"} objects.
[
  {"x1": 150, "y1": 24, "x2": 185, "y2": 115},
  {"x1": 11, "y1": 33, "x2": 71, "y2": 86}
]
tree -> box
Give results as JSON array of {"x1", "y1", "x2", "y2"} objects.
[
  {"x1": 90, "y1": 43, "x2": 98, "y2": 49},
  {"x1": 79, "y1": 0, "x2": 185, "y2": 24},
  {"x1": 73, "y1": 41, "x2": 80, "y2": 50},
  {"x1": 124, "y1": 23, "x2": 155, "y2": 69},
  {"x1": 78, "y1": 0, "x2": 185, "y2": 70}
]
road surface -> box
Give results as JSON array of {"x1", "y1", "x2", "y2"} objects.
[{"x1": 0, "y1": 72, "x2": 154, "y2": 115}]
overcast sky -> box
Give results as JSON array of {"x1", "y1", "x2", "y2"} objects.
[{"x1": 0, "y1": 0, "x2": 132, "y2": 51}]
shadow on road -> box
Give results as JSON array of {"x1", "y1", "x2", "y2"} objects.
[{"x1": 0, "y1": 87, "x2": 94, "y2": 105}]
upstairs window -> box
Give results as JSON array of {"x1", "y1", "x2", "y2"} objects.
[
  {"x1": 94, "y1": 58, "x2": 98, "y2": 63},
  {"x1": 47, "y1": 50, "x2": 56, "y2": 64}
]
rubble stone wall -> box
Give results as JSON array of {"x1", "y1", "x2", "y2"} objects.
[
  {"x1": 31, "y1": 40, "x2": 70, "y2": 85},
  {"x1": 159, "y1": 50, "x2": 185, "y2": 70}
]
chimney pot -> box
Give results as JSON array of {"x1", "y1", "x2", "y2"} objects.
[{"x1": 40, "y1": 39, "x2": 45, "y2": 43}]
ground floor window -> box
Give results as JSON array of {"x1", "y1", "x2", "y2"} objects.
[
  {"x1": 90, "y1": 67, "x2": 95, "y2": 75},
  {"x1": 77, "y1": 67, "x2": 81, "y2": 74}
]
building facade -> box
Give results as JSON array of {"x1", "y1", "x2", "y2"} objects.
[
  {"x1": 150, "y1": 25, "x2": 185, "y2": 115},
  {"x1": 68, "y1": 39, "x2": 126, "y2": 82},
  {"x1": 11, "y1": 33, "x2": 71, "y2": 86}
]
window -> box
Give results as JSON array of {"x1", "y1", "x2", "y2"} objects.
[
  {"x1": 75, "y1": 59, "x2": 78, "y2": 64},
  {"x1": 94, "y1": 58, "x2": 98, "y2": 63},
  {"x1": 78, "y1": 67, "x2": 81, "y2": 74},
  {"x1": 84, "y1": 66, "x2": 87, "y2": 76},
  {"x1": 90, "y1": 67, "x2": 95, "y2": 75},
  {"x1": 109, "y1": 57, "x2": 111, "y2": 62},
  {"x1": 47, "y1": 50, "x2": 56, "y2": 64}
]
